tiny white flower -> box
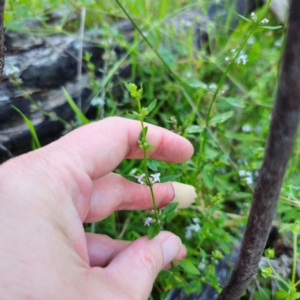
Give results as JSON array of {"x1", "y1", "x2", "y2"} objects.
[
  {"x1": 251, "y1": 12, "x2": 257, "y2": 21},
  {"x1": 261, "y1": 18, "x2": 269, "y2": 24},
  {"x1": 225, "y1": 56, "x2": 230, "y2": 62},
  {"x1": 4, "y1": 65, "x2": 20, "y2": 76},
  {"x1": 192, "y1": 223, "x2": 201, "y2": 232},
  {"x1": 242, "y1": 125, "x2": 252, "y2": 133},
  {"x1": 274, "y1": 40, "x2": 281, "y2": 47},
  {"x1": 185, "y1": 229, "x2": 192, "y2": 239},
  {"x1": 185, "y1": 20, "x2": 192, "y2": 27},
  {"x1": 192, "y1": 217, "x2": 200, "y2": 223},
  {"x1": 209, "y1": 83, "x2": 217, "y2": 89},
  {"x1": 144, "y1": 217, "x2": 153, "y2": 226},
  {"x1": 185, "y1": 71, "x2": 192, "y2": 78},
  {"x1": 236, "y1": 52, "x2": 248, "y2": 65},
  {"x1": 151, "y1": 173, "x2": 161, "y2": 183},
  {"x1": 247, "y1": 36, "x2": 255, "y2": 45},
  {"x1": 141, "y1": 30, "x2": 149, "y2": 37},
  {"x1": 239, "y1": 170, "x2": 253, "y2": 185},
  {"x1": 91, "y1": 97, "x2": 105, "y2": 107},
  {"x1": 185, "y1": 223, "x2": 201, "y2": 239},
  {"x1": 231, "y1": 48, "x2": 236, "y2": 53},
  {"x1": 198, "y1": 260, "x2": 206, "y2": 271},
  {"x1": 137, "y1": 173, "x2": 146, "y2": 184}
]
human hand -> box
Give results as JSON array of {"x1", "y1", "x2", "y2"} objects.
[{"x1": 0, "y1": 117, "x2": 194, "y2": 299}]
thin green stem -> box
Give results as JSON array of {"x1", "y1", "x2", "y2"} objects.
[
  {"x1": 199, "y1": 28, "x2": 255, "y2": 171},
  {"x1": 269, "y1": 275, "x2": 290, "y2": 288},
  {"x1": 13, "y1": 80, "x2": 70, "y2": 126},
  {"x1": 91, "y1": 222, "x2": 96, "y2": 233},
  {"x1": 135, "y1": 94, "x2": 159, "y2": 221},
  {"x1": 143, "y1": 150, "x2": 159, "y2": 220},
  {"x1": 136, "y1": 96, "x2": 142, "y2": 112},
  {"x1": 199, "y1": 0, "x2": 273, "y2": 170},
  {"x1": 140, "y1": 122, "x2": 159, "y2": 221},
  {"x1": 294, "y1": 279, "x2": 300, "y2": 287},
  {"x1": 115, "y1": 0, "x2": 185, "y2": 87},
  {"x1": 292, "y1": 233, "x2": 297, "y2": 285},
  {"x1": 267, "y1": 259, "x2": 289, "y2": 288}
]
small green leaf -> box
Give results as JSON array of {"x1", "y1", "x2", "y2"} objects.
[
  {"x1": 147, "y1": 99, "x2": 157, "y2": 114},
  {"x1": 202, "y1": 164, "x2": 214, "y2": 189},
  {"x1": 12, "y1": 105, "x2": 41, "y2": 149},
  {"x1": 294, "y1": 292, "x2": 300, "y2": 299},
  {"x1": 280, "y1": 220, "x2": 300, "y2": 235},
  {"x1": 162, "y1": 202, "x2": 178, "y2": 215},
  {"x1": 186, "y1": 80, "x2": 207, "y2": 89},
  {"x1": 234, "y1": 12, "x2": 251, "y2": 23},
  {"x1": 139, "y1": 127, "x2": 148, "y2": 141},
  {"x1": 124, "y1": 81, "x2": 130, "y2": 91},
  {"x1": 224, "y1": 97, "x2": 245, "y2": 108},
  {"x1": 200, "y1": 248, "x2": 206, "y2": 259},
  {"x1": 160, "y1": 174, "x2": 181, "y2": 183},
  {"x1": 159, "y1": 270, "x2": 170, "y2": 279},
  {"x1": 62, "y1": 87, "x2": 90, "y2": 124},
  {"x1": 147, "y1": 159, "x2": 160, "y2": 171},
  {"x1": 225, "y1": 131, "x2": 255, "y2": 141},
  {"x1": 126, "y1": 111, "x2": 136, "y2": 118},
  {"x1": 260, "y1": 267, "x2": 272, "y2": 278},
  {"x1": 120, "y1": 174, "x2": 138, "y2": 184},
  {"x1": 147, "y1": 224, "x2": 160, "y2": 239},
  {"x1": 275, "y1": 290, "x2": 289, "y2": 298},
  {"x1": 234, "y1": 12, "x2": 252, "y2": 23},
  {"x1": 185, "y1": 125, "x2": 204, "y2": 134},
  {"x1": 259, "y1": 25, "x2": 282, "y2": 30},
  {"x1": 209, "y1": 111, "x2": 233, "y2": 126},
  {"x1": 144, "y1": 126, "x2": 148, "y2": 136},
  {"x1": 178, "y1": 259, "x2": 200, "y2": 275},
  {"x1": 212, "y1": 250, "x2": 224, "y2": 259},
  {"x1": 264, "y1": 248, "x2": 275, "y2": 259}
]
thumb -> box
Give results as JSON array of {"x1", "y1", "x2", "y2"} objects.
[{"x1": 105, "y1": 231, "x2": 182, "y2": 299}]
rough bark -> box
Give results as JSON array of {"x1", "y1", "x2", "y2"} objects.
[{"x1": 0, "y1": 0, "x2": 5, "y2": 88}]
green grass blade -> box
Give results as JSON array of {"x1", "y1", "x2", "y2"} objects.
[
  {"x1": 12, "y1": 105, "x2": 41, "y2": 149},
  {"x1": 62, "y1": 87, "x2": 90, "y2": 125}
]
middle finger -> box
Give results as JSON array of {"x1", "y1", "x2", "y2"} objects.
[{"x1": 84, "y1": 173, "x2": 175, "y2": 223}]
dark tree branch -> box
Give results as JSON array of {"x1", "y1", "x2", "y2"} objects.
[
  {"x1": 0, "y1": 0, "x2": 5, "y2": 88},
  {"x1": 217, "y1": 1, "x2": 300, "y2": 299}
]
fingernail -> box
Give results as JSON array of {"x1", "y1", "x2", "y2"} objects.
[{"x1": 162, "y1": 235, "x2": 182, "y2": 266}]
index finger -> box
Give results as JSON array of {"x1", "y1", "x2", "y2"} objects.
[{"x1": 54, "y1": 116, "x2": 194, "y2": 180}]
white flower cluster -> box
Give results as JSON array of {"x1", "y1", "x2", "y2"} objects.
[
  {"x1": 90, "y1": 97, "x2": 105, "y2": 107},
  {"x1": 144, "y1": 217, "x2": 153, "y2": 226},
  {"x1": 236, "y1": 51, "x2": 248, "y2": 65},
  {"x1": 4, "y1": 65, "x2": 20, "y2": 76},
  {"x1": 225, "y1": 49, "x2": 247, "y2": 65},
  {"x1": 198, "y1": 259, "x2": 206, "y2": 271},
  {"x1": 137, "y1": 173, "x2": 161, "y2": 184},
  {"x1": 251, "y1": 12, "x2": 257, "y2": 21},
  {"x1": 261, "y1": 18, "x2": 269, "y2": 24},
  {"x1": 151, "y1": 173, "x2": 161, "y2": 183},
  {"x1": 185, "y1": 217, "x2": 201, "y2": 239},
  {"x1": 137, "y1": 173, "x2": 146, "y2": 184},
  {"x1": 242, "y1": 124, "x2": 252, "y2": 133},
  {"x1": 239, "y1": 170, "x2": 253, "y2": 185},
  {"x1": 209, "y1": 83, "x2": 217, "y2": 90}
]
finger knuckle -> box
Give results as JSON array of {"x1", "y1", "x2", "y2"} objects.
[{"x1": 131, "y1": 248, "x2": 158, "y2": 278}]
